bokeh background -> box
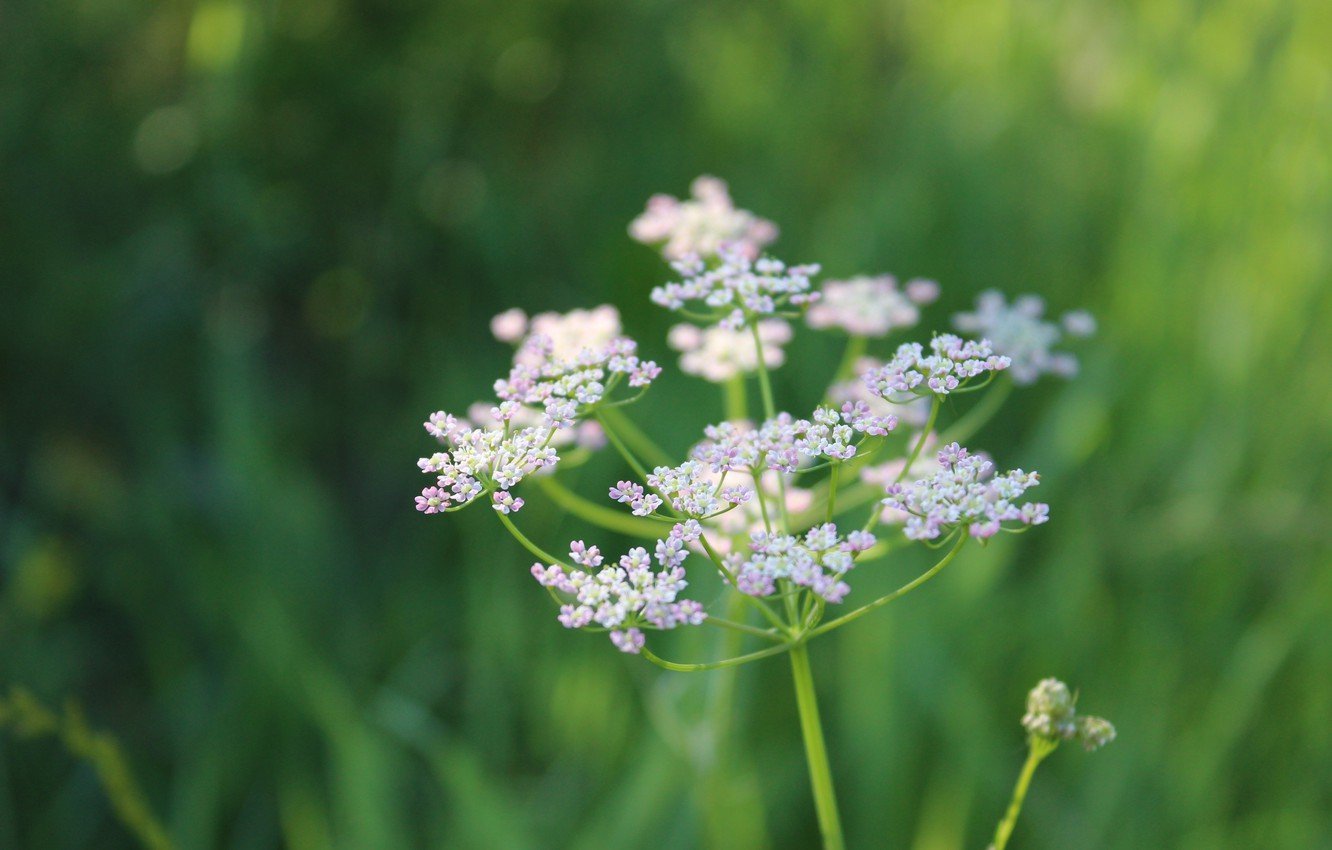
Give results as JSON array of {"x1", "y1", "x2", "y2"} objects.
[{"x1": 3, "y1": 0, "x2": 1330, "y2": 847}]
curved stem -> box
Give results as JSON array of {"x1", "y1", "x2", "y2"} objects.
[
  {"x1": 497, "y1": 511, "x2": 566, "y2": 567},
  {"x1": 596, "y1": 409, "x2": 653, "y2": 482},
  {"x1": 642, "y1": 642, "x2": 794, "y2": 672},
  {"x1": 991, "y1": 736, "x2": 1057, "y2": 850},
  {"x1": 789, "y1": 644, "x2": 845, "y2": 850},
  {"x1": 705, "y1": 616, "x2": 785, "y2": 642},
  {"x1": 597, "y1": 406, "x2": 674, "y2": 468},
  {"x1": 943, "y1": 375, "x2": 1013, "y2": 445},
  {"x1": 810, "y1": 530, "x2": 967, "y2": 637},
  {"x1": 534, "y1": 476, "x2": 661, "y2": 539}
]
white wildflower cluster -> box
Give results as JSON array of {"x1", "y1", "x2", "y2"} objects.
[
  {"x1": 416, "y1": 413, "x2": 559, "y2": 515},
  {"x1": 1022, "y1": 678, "x2": 1116, "y2": 752},
  {"x1": 629, "y1": 175, "x2": 778, "y2": 261},
  {"x1": 732, "y1": 523, "x2": 877, "y2": 603},
  {"x1": 644, "y1": 461, "x2": 753, "y2": 518},
  {"x1": 953, "y1": 291, "x2": 1095, "y2": 385},
  {"x1": 494, "y1": 334, "x2": 661, "y2": 429},
  {"x1": 882, "y1": 443, "x2": 1047, "y2": 540},
  {"x1": 667, "y1": 319, "x2": 792, "y2": 382},
  {"x1": 807, "y1": 275, "x2": 939, "y2": 337},
  {"x1": 864, "y1": 335, "x2": 1010, "y2": 401},
  {"x1": 828, "y1": 358, "x2": 935, "y2": 430},
  {"x1": 693, "y1": 403, "x2": 897, "y2": 473},
  {"x1": 652, "y1": 250, "x2": 820, "y2": 330},
  {"x1": 530, "y1": 524, "x2": 708, "y2": 653}
]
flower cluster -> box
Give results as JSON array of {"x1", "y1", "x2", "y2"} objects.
[
  {"x1": 629, "y1": 175, "x2": 778, "y2": 261},
  {"x1": 667, "y1": 319, "x2": 792, "y2": 383},
  {"x1": 494, "y1": 334, "x2": 661, "y2": 428},
  {"x1": 953, "y1": 291, "x2": 1095, "y2": 385},
  {"x1": 693, "y1": 403, "x2": 897, "y2": 473},
  {"x1": 416, "y1": 415, "x2": 559, "y2": 514},
  {"x1": 530, "y1": 524, "x2": 708, "y2": 653},
  {"x1": 652, "y1": 251, "x2": 820, "y2": 330},
  {"x1": 1022, "y1": 678, "x2": 1116, "y2": 752},
  {"x1": 732, "y1": 523, "x2": 877, "y2": 603},
  {"x1": 807, "y1": 275, "x2": 939, "y2": 337},
  {"x1": 827, "y1": 358, "x2": 935, "y2": 430},
  {"x1": 864, "y1": 335, "x2": 1010, "y2": 401},
  {"x1": 491, "y1": 304, "x2": 624, "y2": 364},
  {"x1": 643, "y1": 461, "x2": 752, "y2": 518},
  {"x1": 882, "y1": 443, "x2": 1047, "y2": 540}
]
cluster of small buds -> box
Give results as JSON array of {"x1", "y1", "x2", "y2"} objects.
[
  {"x1": 806, "y1": 275, "x2": 939, "y2": 337},
  {"x1": 667, "y1": 319, "x2": 792, "y2": 382},
  {"x1": 692, "y1": 404, "x2": 896, "y2": 474},
  {"x1": 953, "y1": 291, "x2": 1095, "y2": 385},
  {"x1": 608, "y1": 480, "x2": 663, "y2": 517},
  {"x1": 641, "y1": 461, "x2": 753, "y2": 518},
  {"x1": 494, "y1": 334, "x2": 661, "y2": 428},
  {"x1": 732, "y1": 523, "x2": 877, "y2": 603},
  {"x1": 491, "y1": 304, "x2": 625, "y2": 367},
  {"x1": 827, "y1": 358, "x2": 935, "y2": 429},
  {"x1": 416, "y1": 415, "x2": 559, "y2": 514},
  {"x1": 629, "y1": 175, "x2": 778, "y2": 261},
  {"x1": 881, "y1": 442, "x2": 1047, "y2": 540},
  {"x1": 864, "y1": 335, "x2": 1011, "y2": 401},
  {"x1": 466, "y1": 400, "x2": 606, "y2": 452},
  {"x1": 652, "y1": 250, "x2": 820, "y2": 330},
  {"x1": 1021, "y1": 678, "x2": 1116, "y2": 752},
  {"x1": 705, "y1": 471, "x2": 814, "y2": 553},
  {"x1": 530, "y1": 524, "x2": 708, "y2": 653}
]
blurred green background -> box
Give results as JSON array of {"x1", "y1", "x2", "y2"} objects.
[{"x1": 2, "y1": 0, "x2": 1330, "y2": 847}]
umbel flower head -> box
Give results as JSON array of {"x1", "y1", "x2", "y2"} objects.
[
  {"x1": 667, "y1": 319, "x2": 793, "y2": 383},
  {"x1": 864, "y1": 335, "x2": 1010, "y2": 401},
  {"x1": 732, "y1": 523, "x2": 877, "y2": 604},
  {"x1": 953, "y1": 290, "x2": 1095, "y2": 385},
  {"x1": 692, "y1": 404, "x2": 897, "y2": 474},
  {"x1": 1021, "y1": 678, "x2": 1116, "y2": 752},
  {"x1": 807, "y1": 275, "x2": 939, "y2": 337},
  {"x1": 416, "y1": 413, "x2": 560, "y2": 515},
  {"x1": 629, "y1": 175, "x2": 778, "y2": 261},
  {"x1": 652, "y1": 250, "x2": 820, "y2": 330},
  {"x1": 882, "y1": 443, "x2": 1047, "y2": 540},
  {"x1": 530, "y1": 522, "x2": 708, "y2": 653},
  {"x1": 493, "y1": 333, "x2": 661, "y2": 428}
]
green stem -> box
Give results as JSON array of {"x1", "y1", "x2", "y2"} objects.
[
  {"x1": 705, "y1": 616, "x2": 784, "y2": 642},
  {"x1": 810, "y1": 530, "x2": 966, "y2": 637},
  {"x1": 533, "y1": 476, "x2": 661, "y2": 538},
  {"x1": 596, "y1": 409, "x2": 654, "y2": 482},
  {"x1": 724, "y1": 374, "x2": 749, "y2": 422},
  {"x1": 943, "y1": 376, "x2": 1013, "y2": 445},
  {"x1": 496, "y1": 512, "x2": 566, "y2": 567},
  {"x1": 991, "y1": 736, "x2": 1057, "y2": 850},
  {"x1": 788, "y1": 644, "x2": 845, "y2": 850},
  {"x1": 642, "y1": 642, "x2": 794, "y2": 672},
  {"x1": 598, "y1": 406, "x2": 674, "y2": 468},
  {"x1": 826, "y1": 464, "x2": 841, "y2": 524},
  {"x1": 749, "y1": 321, "x2": 778, "y2": 422}
]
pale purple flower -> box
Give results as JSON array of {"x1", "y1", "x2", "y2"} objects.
[
  {"x1": 532, "y1": 525, "x2": 708, "y2": 653},
  {"x1": 494, "y1": 333, "x2": 660, "y2": 424},
  {"x1": 881, "y1": 442, "x2": 1047, "y2": 540},
  {"x1": 733, "y1": 523, "x2": 874, "y2": 604},
  {"x1": 864, "y1": 335, "x2": 1010, "y2": 402},
  {"x1": 807, "y1": 275, "x2": 938, "y2": 337},
  {"x1": 414, "y1": 414, "x2": 560, "y2": 513},
  {"x1": 415, "y1": 487, "x2": 447, "y2": 514},
  {"x1": 691, "y1": 405, "x2": 896, "y2": 474},
  {"x1": 953, "y1": 291, "x2": 1094, "y2": 385},
  {"x1": 651, "y1": 249, "x2": 819, "y2": 329},
  {"x1": 629, "y1": 175, "x2": 778, "y2": 261},
  {"x1": 609, "y1": 480, "x2": 663, "y2": 517},
  {"x1": 491, "y1": 490, "x2": 525, "y2": 514},
  {"x1": 646, "y1": 460, "x2": 753, "y2": 518}
]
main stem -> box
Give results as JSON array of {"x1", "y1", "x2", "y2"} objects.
[
  {"x1": 991, "y1": 738, "x2": 1054, "y2": 850},
  {"x1": 788, "y1": 644, "x2": 844, "y2": 850}
]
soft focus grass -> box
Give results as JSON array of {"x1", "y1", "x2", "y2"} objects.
[{"x1": 2, "y1": 0, "x2": 1330, "y2": 847}]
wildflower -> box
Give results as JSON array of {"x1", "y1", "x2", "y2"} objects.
[
  {"x1": 692, "y1": 405, "x2": 896, "y2": 474},
  {"x1": 952, "y1": 291, "x2": 1094, "y2": 385},
  {"x1": 651, "y1": 249, "x2": 820, "y2": 330},
  {"x1": 530, "y1": 523, "x2": 708, "y2": 653},
  {"x1": 608, "y1": 480, "x2": 663, "y2": 517},
  {"x1": 494, "y1": 334, "x2": 660, "y2": 427},
  {"x1": 668, "y1": 319, "x2": 792, "y2": 382},
  {"x1": 864, "y1": 335, "x2": 1010, "y2": 401},
  {"x1": 645, "y1": 460, "x2": 753, "y2": 518},
  {"x1": 881, "y1": 442, "x2": 1047, "y2": 540},
  {"x1": 415, "y1": 416, "x2": 560, "y2": 513},
  {"x1": 629, "y1": 175, "x2": 778, "y2": 261},
  {"x1": 1021, "y1": 678, "x2": 1116, "y2": 751},
  {"x1": 807, "y1": 275, "x2": 939, "y2": 337},
  {"x1": 733, "y1": 523, "x2": 876, "y2": 604},
  {"x1": 827, "y1": 358, "x2": 935, "y2": 429}
]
